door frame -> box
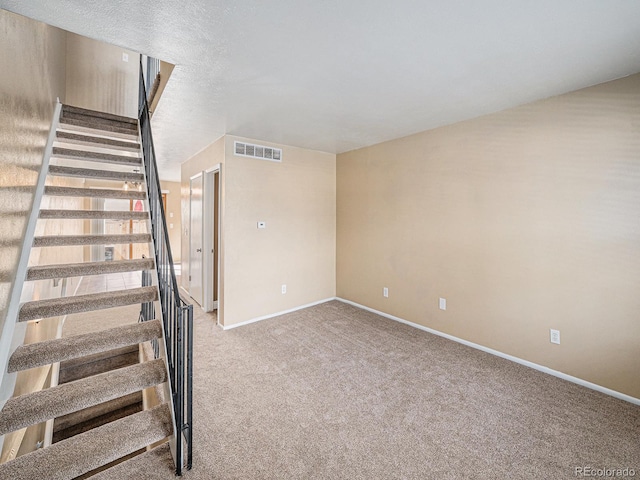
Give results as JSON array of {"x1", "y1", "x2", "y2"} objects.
[
  {"x1": 189, "y1": 172, "x2": 204, "y2": 305},
  {"x1": 203, "y1": 165, "x2": 221, "y2": 313}
]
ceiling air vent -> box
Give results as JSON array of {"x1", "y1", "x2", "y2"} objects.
[{"x1": 234, "y1": 141, "x2": 282, "y2": 162}]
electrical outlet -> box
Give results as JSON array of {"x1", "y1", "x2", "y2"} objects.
[
  {"x1": 383, "y1": 287, "x2": 389, "y2": 298},
  {"x1": 550, "y1": 329, "x2": 560, "y2": 345},
  {"x1": 281, "y1": 284, "x2": 287, "y2": 294},
  {"x1": 439, "y1": 298, "x2": 446, "y2": 310},
  {"x1": 257, "y1": 221, "x2": 266, "y2": 229}
]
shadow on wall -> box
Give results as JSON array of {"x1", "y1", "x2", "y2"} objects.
[{"x1": 0, "y1": 10, "x2": 67, "y2": 331}]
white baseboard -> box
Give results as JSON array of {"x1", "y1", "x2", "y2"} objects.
[
  {"x1": 221, "y1": 297, "x2": 337, "y2": 330},
  {"x1": 336, "y1": 297, "x2": 640, "y2": 406}
]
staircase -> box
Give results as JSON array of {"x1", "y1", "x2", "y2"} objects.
[{"x1": 0, "y1": 97, "x2": 191, "y2": 478}]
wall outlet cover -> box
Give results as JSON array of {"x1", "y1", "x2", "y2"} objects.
[
  {"x1": 439, "y1": 298, "x2": 446, "y2": 310},
  {"x1": 550, "y1": 329, "x2": 560, "y2": 345}
]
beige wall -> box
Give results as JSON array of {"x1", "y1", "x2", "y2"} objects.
[
  {"x1": 222, "y1": 136, "x2": 336, "y2": 327},
  {"x1": 65, "y1": 33, "x2": 139, "y2": 118},
  {"x1": 160, "y1": 181, "x2": 181, "y2": 263},
  {"x1": 181, "y1": 136, "x2": 336, "y2": 327},
  {"x1": 337, "y1": 74, "x2": 640, "y2": 399},
  {"x1": 0, "y1": 9, "x2": 67, "y2": 334}
]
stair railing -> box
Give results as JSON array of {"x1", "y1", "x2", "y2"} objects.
[{"x1": 138, "y1": 61, "x2": 193, "y2": 476}]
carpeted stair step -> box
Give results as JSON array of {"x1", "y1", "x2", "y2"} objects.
[
  {"x1": 89, "y1": 442, "x2": 174, "y2": 480},
  {"x1": 48, "y1": 165, "x2": 145, "y2": 183},
  {"x1": 55, "y1": 131, "x2": 140, "y2": 153},
  {"x1": 0, "y1": 358, "x2": 167, "y2": 435},
  {"x1": 62, "y1": 105, "x2": 138, "y2": 126},
  {"x1": 26, "y1": 258, "x2": 154, "y2": 281},
  {"x1": 18, "y1": 286, "x2": 157, "y2": 321},
  {"x1": 58, "y1": 118, "x2": 138, "y2": 141},
  {"x1": 59, "y1": 344, "x2": 140, "y2": 384},
  {"x1": 60, "y1": 107, "x2": 138, "y2": 133},
  {"x1": 8, "y1": 320, "x2": 162, "y2": 373},
  {"x1": 59, "y1": 116, "x2": 138, "y2": 137},
  {"x1": 44, "y1": 186, "x2": 146, "y2": 200},
  {"x1": 33, "y1": 233, "x2": 151, "y2": 247},
  {"x1": 39, "y1": 209, "x2": 149, "y2": 220},
  {"x1": 53, "y1": 391, "x2": 143, "y2": 435},
  {"x1": 52, "y1": 147, "x2": 141, "y2": 167},
  {"x1": 0, "y1": 403, "x2": 172, "y2": 480}
]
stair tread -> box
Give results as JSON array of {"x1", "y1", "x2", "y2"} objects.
[
  {"x1": 62, "y1": 105, "x2": 138, "y2": 126},
  {"x1": 0, "y1": 358, "x2": 166, "y2": 435},
  {"x1": 56, "y1": 131, "x2": 140, "y2": 152},
  {"x1": 0, "y1": 404, "x2": 172, "y2": 480},
  {"x1": 52, "y1": 147, "x2": 141, "y2": 166},
  {"x1": 44, "y1": 186, "x2": 146, "y2": 200},
  {"x1": 8, "y1": 320, "x2": 162, "y2": 373},
  {"x1": 54, "y1": 391, "x2": 143, "y2": 433},
  {"x1": 39, "y1": 209, "x2": 149, "y2": 220},
  {"x1": 48, "y1": 165, "x2": 144, "y2": 183},
  {"x1": 33, "y1": 233, "x2": 151, "y2": 247},
  {"x1": 18, "y1": 286, "x2": 157, "y2": 321},
  {"x1": 27, "y1": 258, "x2": 154, "y2": 281},
  {"x1": 89, "y1": 442, "x2": 174, "y2": 480},
  {"x1": 59, "y1": 117, "x2": 138, "y2": 137}
]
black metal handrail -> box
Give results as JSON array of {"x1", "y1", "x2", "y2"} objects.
[{"x1": 138, "y1": 58, "x2": 193, "y2": 476}]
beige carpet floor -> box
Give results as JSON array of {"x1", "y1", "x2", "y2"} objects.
[{"x1": 110, "y1": 299, "x2": 638, "y2": 480}]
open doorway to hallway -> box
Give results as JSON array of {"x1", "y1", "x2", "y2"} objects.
[{"x1": 188, "y1": 167, "x2": 220, "y2": 313}]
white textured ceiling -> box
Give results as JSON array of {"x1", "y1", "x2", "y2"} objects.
[{"x1": 3, "y1": 1, "x2": 640, "y2": 181}]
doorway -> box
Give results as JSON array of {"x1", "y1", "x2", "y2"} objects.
[
  {"x1": 189, "y1": 173, "x2": 203, "y2": 306},
  {"x1": 203, "y1": 167, "x2": 220, "y2": 312}
]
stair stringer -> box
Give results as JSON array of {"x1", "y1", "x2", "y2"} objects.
[
  {"x1": 0, "y1": 102, "x2": 62, "y2": 454},
  {"x1": 136, "y1": 128, "x2": 182, "y2": 473}
]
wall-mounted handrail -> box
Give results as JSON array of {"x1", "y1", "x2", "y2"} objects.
[{"x1": 138, "y1": 59, "x2": 193, "y2": 475}]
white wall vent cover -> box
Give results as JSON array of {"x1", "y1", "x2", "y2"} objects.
[{"x1": 234, "y1": 141, "x2": 282, "y2": 162}]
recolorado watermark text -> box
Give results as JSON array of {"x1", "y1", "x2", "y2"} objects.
[{"x1": 575, "y1": 467, "x2": 636, "y2": 478}]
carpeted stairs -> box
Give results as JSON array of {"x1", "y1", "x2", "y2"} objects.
[{"x1": 0, "y1": 105, "x2": 176, "y2": 479}]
